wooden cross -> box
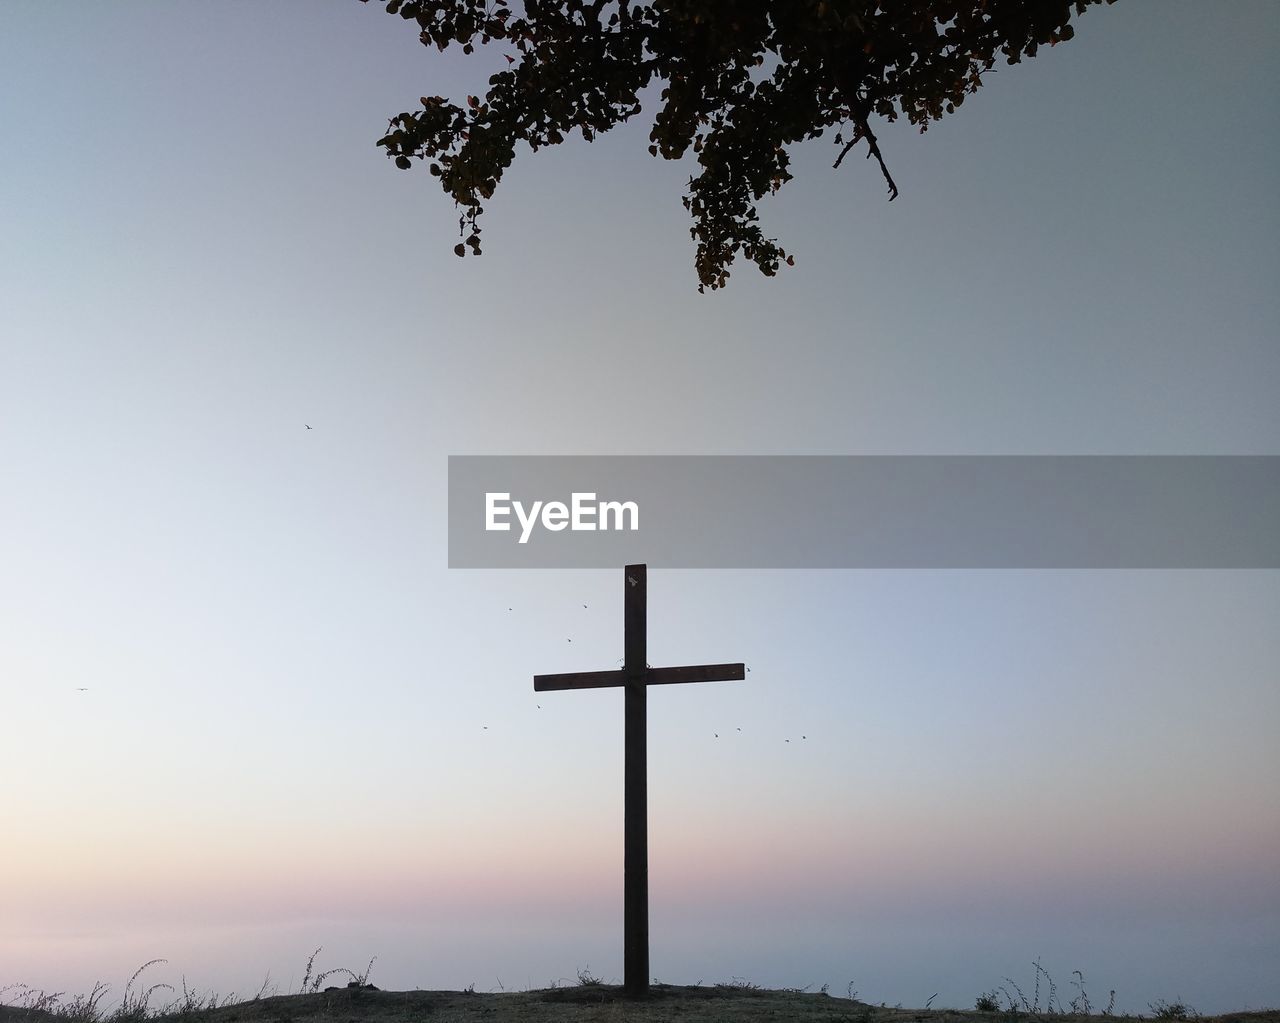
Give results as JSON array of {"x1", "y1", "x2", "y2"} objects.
[{"x1": 534, "y1": 564, "x2": 745, "y2": 996}]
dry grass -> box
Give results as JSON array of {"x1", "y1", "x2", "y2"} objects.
[
  {"x1": 3, "y1": 985, "x2": 1279, "y2": 1023},
  {"x1": 4, "y1": 957, "x2": 1278, "y2": 1023}
]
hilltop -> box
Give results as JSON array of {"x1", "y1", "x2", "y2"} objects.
[{"x1": 4, "y1": 985, "x2": 1279, "y2": 1023}]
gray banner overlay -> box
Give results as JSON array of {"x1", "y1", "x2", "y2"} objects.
[{"x1": 448, "y1": 456, "x2": 1279, "y2": 568}]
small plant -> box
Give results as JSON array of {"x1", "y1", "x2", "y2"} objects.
[
  {"x1": 1001, "y1": 977, "x2": 1031, "y2": 1013},
  {"x1": 575, "y1": 967, "x2": 602, "y2": 987},
  {"x1": 115, "y1": 960, "x2": 173, "y2": 1023},
  {"x1": 58, "y1": 982, "x2": 110, "y2": 1023},
  {"x1": 2, "y1": 984, "x2": 72, "y2": 1019},
  {"x1": 1069, "y1": 970, "x2": 1093, "y2": 1015},
  {"x1": 987, "y1": 961, "x2": 1113, "y2": 1017},
  {"x1": 975, "y1": 990, "x2": 1001, "y2": 1012},
  {"x1": 163, "y1": 977, "x2": 228, "y2": 1017},
  {"x1": 293, "y1": 948, "x2": 376, "y2": 994},
  {"x1": 714, "y1": 977, "x2": 759, "y2": 991},
  {"x1": 1149, "y1": 999, "x2": 1198, "y2": 1020},
  {"x1": 299, "y1": 949, "x2": 322, "y2": 995},
  {"x1": 1032, "y1": 959, "x2": 1057, "y2": 1014}
]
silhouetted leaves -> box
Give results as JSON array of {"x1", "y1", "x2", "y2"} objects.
[{"x1": 367, "y1": 0, "x2": 1114, "y2": 290}]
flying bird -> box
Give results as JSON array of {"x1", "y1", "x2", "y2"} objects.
[
  {"x1": 736, "y1": 727, "x2": 741, "y2": 732},
  {"x1": 627, "y1": 575, "x2": 637, "y2": 587},
  {"x1": 74, "y1": 687, "x2": 88, "y2": 692},
  {"x1": 305, "y1": 424, "x2": 312, "y2": 430}
]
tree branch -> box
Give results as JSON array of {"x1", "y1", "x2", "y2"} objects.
[
  {"x1": 830, "y1": 62, "x2": 899, "y2": 200},
  {"x1": 832, "y1": 130, "x2": 857, "y2": 170},
  {"x1": 848, "y1": 106, "x2": 897, "y2": 200}
]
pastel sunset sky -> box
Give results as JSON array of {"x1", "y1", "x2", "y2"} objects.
[{"x1": 1, "y1": 1, "x2": 1277, "y2": 1013}]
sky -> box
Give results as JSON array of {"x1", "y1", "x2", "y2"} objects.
[{"x1": 1, "y1": 0, "x2": 1278, "y2": 1014}]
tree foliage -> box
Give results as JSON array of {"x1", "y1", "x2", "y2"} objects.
[{"x1": 368, "y1": 0, "x2": 1113, "y2": 290}]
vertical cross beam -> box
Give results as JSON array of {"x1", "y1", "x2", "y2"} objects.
[
  {"x1": 623, "y1": 564, "x2": 648, "y2": 995},
  {"x1": 533, "y1": 564, "x2": 744, "y2": 997}
]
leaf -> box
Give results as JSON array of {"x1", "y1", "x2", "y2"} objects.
[{"x1": 394, "y1": 155, "x2": 412, "y2": 169}]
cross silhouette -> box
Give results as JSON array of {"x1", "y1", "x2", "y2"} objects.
[{"x1": 534, "y1": 564, "x2": 745, "y2": 995}]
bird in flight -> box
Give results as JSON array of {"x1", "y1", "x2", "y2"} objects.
[
  {"x1": 74, "y1": 687, "x2": 88, "y2": 692},
  {"x1": 305, "y1": 424, "x2": 312, "y2": 430},
  {"x1": 736, "y1": 727, "x2": 741, "y2": 732},
  {"x1": 627, "y1": 575, "x2": 637, "y2": 587}
]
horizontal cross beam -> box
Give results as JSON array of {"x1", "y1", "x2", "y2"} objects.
[{"x1": 534, "y1": 662, "x2": 745, "y2": 692}]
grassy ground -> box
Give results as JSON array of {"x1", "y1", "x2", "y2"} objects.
[{"x1": 4, "y1": 984, "x2": 1280, "y2": 1023}]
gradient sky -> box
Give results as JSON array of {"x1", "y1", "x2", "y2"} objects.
[{"x1": 2, "y1": 1, "x2": 1277, "y2": 1014}]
